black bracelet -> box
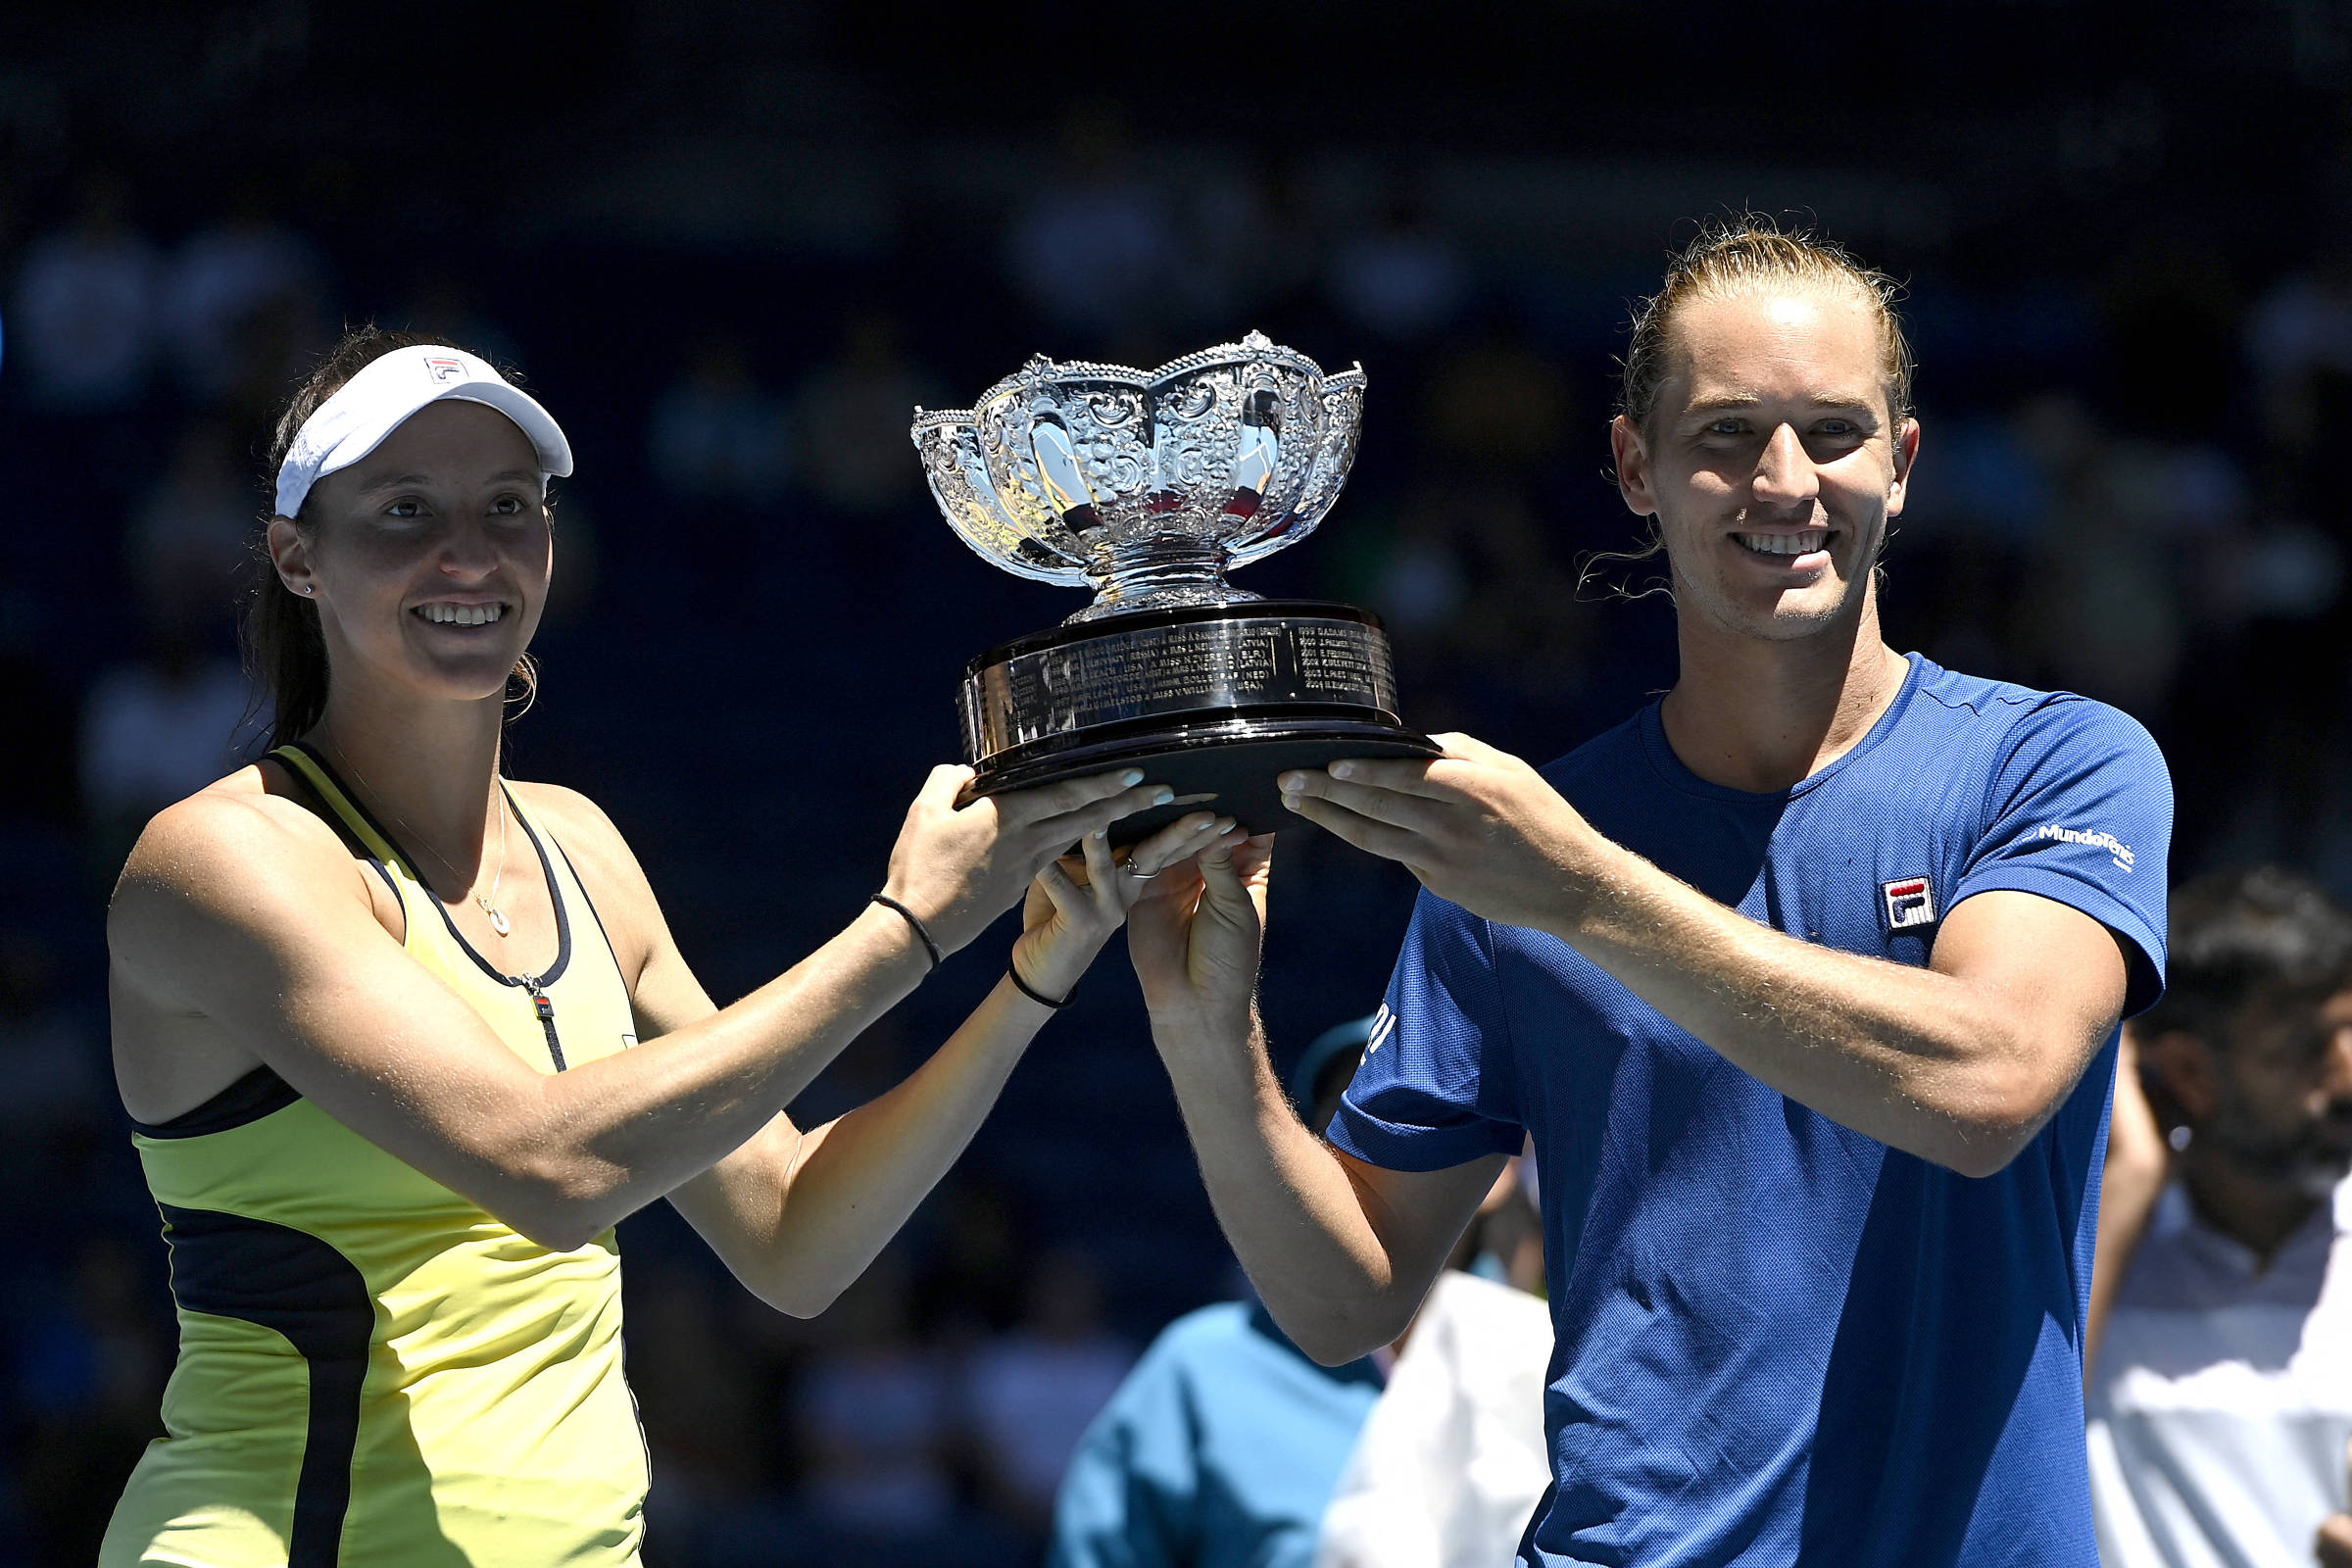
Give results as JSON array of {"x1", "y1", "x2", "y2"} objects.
[
  {"x1": 869, "y1": 893, "x2": 942, "y2": 971},
  {"x1": 1008, "y1": 962, "x2": 1076, "y2": 1009}
]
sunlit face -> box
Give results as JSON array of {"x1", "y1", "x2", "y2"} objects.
[
  {"x1": 2210, "y1": 988, "x2": 2352, "y2": 1197},
  {"x1": 269, "y1": 400, "x2": 552, "y2": 707},
  {"x1": 1612, "y1": 284, "x2": 1917, "y2": 643}
]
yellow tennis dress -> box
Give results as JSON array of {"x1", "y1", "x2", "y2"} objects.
[{"x1": 103, "y1": 744, "x2": 651, "y2": 1567}]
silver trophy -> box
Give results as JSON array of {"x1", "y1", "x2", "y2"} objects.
[{"x1": 913, "y1": 330, "x2": 1436, "y2": 835}]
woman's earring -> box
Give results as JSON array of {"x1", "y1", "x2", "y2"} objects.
[{"x1": 300, "y1": 584, "x2": 315, "y2": 595}]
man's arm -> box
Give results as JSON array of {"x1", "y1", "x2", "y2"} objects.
[
  {"x1": 1280, "y1": 735, "x2": 2132, "y2": 1178},
  {"x1": 1129, "y1": 840, "x2": 1506, "y2": 1364}
]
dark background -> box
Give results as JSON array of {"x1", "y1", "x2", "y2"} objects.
[{"x1": 3, "y1": 3, "x2": 2349, "y2": 1563}]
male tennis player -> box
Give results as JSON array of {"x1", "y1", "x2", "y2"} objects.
[{"x1": 1128, "y1": 221, "x2": 2173, "y2": 1565}]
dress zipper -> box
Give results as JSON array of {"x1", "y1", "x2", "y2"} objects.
[{"x1": 521, "y1": 976, "x2": 566, "y2": 1071}]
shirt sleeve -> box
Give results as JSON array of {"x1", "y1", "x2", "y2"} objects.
[
  {"x1": 1952, "y1": 695, "x2": 2173, "y2": 1017},
  {"x1": 1327, "y1": 891, "x2": 1526, "y2": 1172}
]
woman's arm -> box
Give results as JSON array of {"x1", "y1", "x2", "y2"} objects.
[
  {"x1": 645, "y1": 811, "x2": 1243, "y2": 1315},
  {"x1": 108, "y1": 765, "x2": 1173, "y2": 1251}
]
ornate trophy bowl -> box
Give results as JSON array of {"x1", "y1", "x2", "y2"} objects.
[{"x1": 913, "y1": 331, "x2": 1438, "y2": 838}]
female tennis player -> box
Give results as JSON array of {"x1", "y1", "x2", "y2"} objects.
[{"x1": 98, "y1": 327, "x2": 1241, "y2": 1566}]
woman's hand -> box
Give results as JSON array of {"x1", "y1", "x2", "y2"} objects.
[
  {"x1": 1127, "y1": 832, "x2": 1275, "y2": 1047},
  {"x1": 880, "y1": 765, "x2": 1179, "y2": 956},
  {"x1": 1012, "y1": 811, "x2": 1243, "y2": 1003}
]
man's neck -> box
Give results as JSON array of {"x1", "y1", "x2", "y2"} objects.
[
  {"x1": 1658, "y1": 584, "x2": 1910, "y2": 794},
  {"x1": 2180, "y1": 1150, "x2": 2324, "y2": 1269}
]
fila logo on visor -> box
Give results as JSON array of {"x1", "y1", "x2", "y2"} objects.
[
  {"x1": 1883, "y1": 876, "x2": 1936, "y2": 931},
  {"x1": 422, "y1": 356, "x2": 466, "y2": 383}
]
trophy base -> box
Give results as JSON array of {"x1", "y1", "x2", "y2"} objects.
[
  {"x1": 956, "y1": 714, "x2": 1442, "y2": 840},
  {"x1": 952, "y1": 598, "x2": 1437, "y2": 840}
]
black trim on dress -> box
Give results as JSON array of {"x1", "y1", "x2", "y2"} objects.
[
  {"x1": 158, "y1": 1202, "x2": 373, "y2": 1568},
  {"x1": 130, "y1": 1066, "x2": 303, "y2": 1139},
  {"x1": 284, "y1": 746, "x2": 572, "y2": 989}
]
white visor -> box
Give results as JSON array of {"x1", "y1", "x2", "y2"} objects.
[{"x1": 273, "y1": 344, "x2": 573, "y2": 518}]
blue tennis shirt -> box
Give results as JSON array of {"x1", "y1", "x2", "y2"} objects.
[{"x1": 1328, "y1": 654, "x2": 2172, "y2": 1567}]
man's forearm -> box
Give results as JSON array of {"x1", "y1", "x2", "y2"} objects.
[
  {"x1": 1540, "y1": 843, "x2": 2099, "y2": 1176},
  {"x1": 1151, "y1": 1011, "x2": 1429, "y2": 1363}
]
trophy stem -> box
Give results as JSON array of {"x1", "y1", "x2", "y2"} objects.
[{"x1": 1068, "y1": 537, "x2": 1259, "y2": 623}]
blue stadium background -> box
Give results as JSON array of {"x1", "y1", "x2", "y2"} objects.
[{"x1": 2, "y1": 4, "x2": 2348, "y2": 1561}]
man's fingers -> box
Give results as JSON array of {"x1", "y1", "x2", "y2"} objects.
[
  {"x1": 1195, "y1": 833, "x2": 1253, "y2": 909},
  {"x1": 1427, "y1": 730, "x2": 1507, "y2": 761},
  {"x1": 1140, "y1": 858, "x2": 1205, "y2": 906},
  {"x1": 1283, "y1": 793, "x2": 1427, "y2": 866},
  {"x1": 1280, "y1": 758, "x2": 1457, "y2": 803},
  {"x1": 1232, "y1": 832, "x2": 1276, "y2": 882},
  {"x1": 1281, "y1": 769, "x2": 1449, "y2": 833}
]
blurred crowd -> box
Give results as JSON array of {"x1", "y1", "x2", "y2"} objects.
[{"x1": 4, "y1": 61, "x2": 2352, "y2": 1566}]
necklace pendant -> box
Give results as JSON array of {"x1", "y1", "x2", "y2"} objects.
[{"x1": 487, "y1": 906, "x2": 512, "y2": 938}]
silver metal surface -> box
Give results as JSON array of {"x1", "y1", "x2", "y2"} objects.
[{"x1": 911, "y1": 331, "x2": 1365, "y2": 621}]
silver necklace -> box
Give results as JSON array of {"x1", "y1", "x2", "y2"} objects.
[{"x1": 318, "y1": 733, "x2": 515, "y2": 938}]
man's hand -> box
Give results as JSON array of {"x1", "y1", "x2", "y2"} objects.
[
  {"x1": 1279, "y1": 733, "x2": 1613, "y2": 931},
  {"x1": 1127, "y1": 833, "x2": 1274, "y2": 1045},
  {"x1": 1290, "y1": 731, "x2": 2128, "y2": 1177}
]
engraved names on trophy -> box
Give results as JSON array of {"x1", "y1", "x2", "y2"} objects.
[{"x1": 961, "y1": 613, "x2": 1400, "y2": 759}]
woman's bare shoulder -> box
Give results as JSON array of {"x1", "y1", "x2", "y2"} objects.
[
  {"x1": 511, "y1": 781, "x2": 652, "y2": 889},
  {"x1": 111, "y1": 766, "x2": 375, "y2": 955}
]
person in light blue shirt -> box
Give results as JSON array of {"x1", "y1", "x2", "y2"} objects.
[
  {"x1": 1050, "y1": 1020, "x2": 1385, "y2": 1568},
  {"x1": 1124, "y1": 220, "x2": 2173, "y2": 1567}
]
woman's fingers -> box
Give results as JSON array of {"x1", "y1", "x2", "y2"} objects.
[
  {"x1": 1032, "y1": 855, "x2": 1086, "y2": 920},
  {"x1": 1026, "y1": 783, "x2": 1184, "y2": 854},
  {"x1": 920, "y1": 762, "x2": 980, "y2": 809},
  {"x1": 1014, "y1": 772, "x2": 1174, "y2": 834},
  {"x1": 1079, "y1": 828, "x2": 1117, "y2": 903},
  {"x1": 1127, "y1": 812, "x2": 1233, "y2": 877}
]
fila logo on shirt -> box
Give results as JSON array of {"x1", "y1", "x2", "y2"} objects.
[
  {"x1": 422, "y1": 356, "x2": 467, "y2": 383},
  {"x1": 1882, "y1": 875, "x2": 1937, "y2": 931},
  {"x1": 1365, "y1": 1004, "x2": 1397, "y2": 1056}
]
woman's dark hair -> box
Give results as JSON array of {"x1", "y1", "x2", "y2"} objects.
[
  {"x1": 242, "y1": 324, "x2": 539, "y2": 745},
  {"x1": 2137, "y1": 865, "x2": 2352, "y2": 1053}
]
